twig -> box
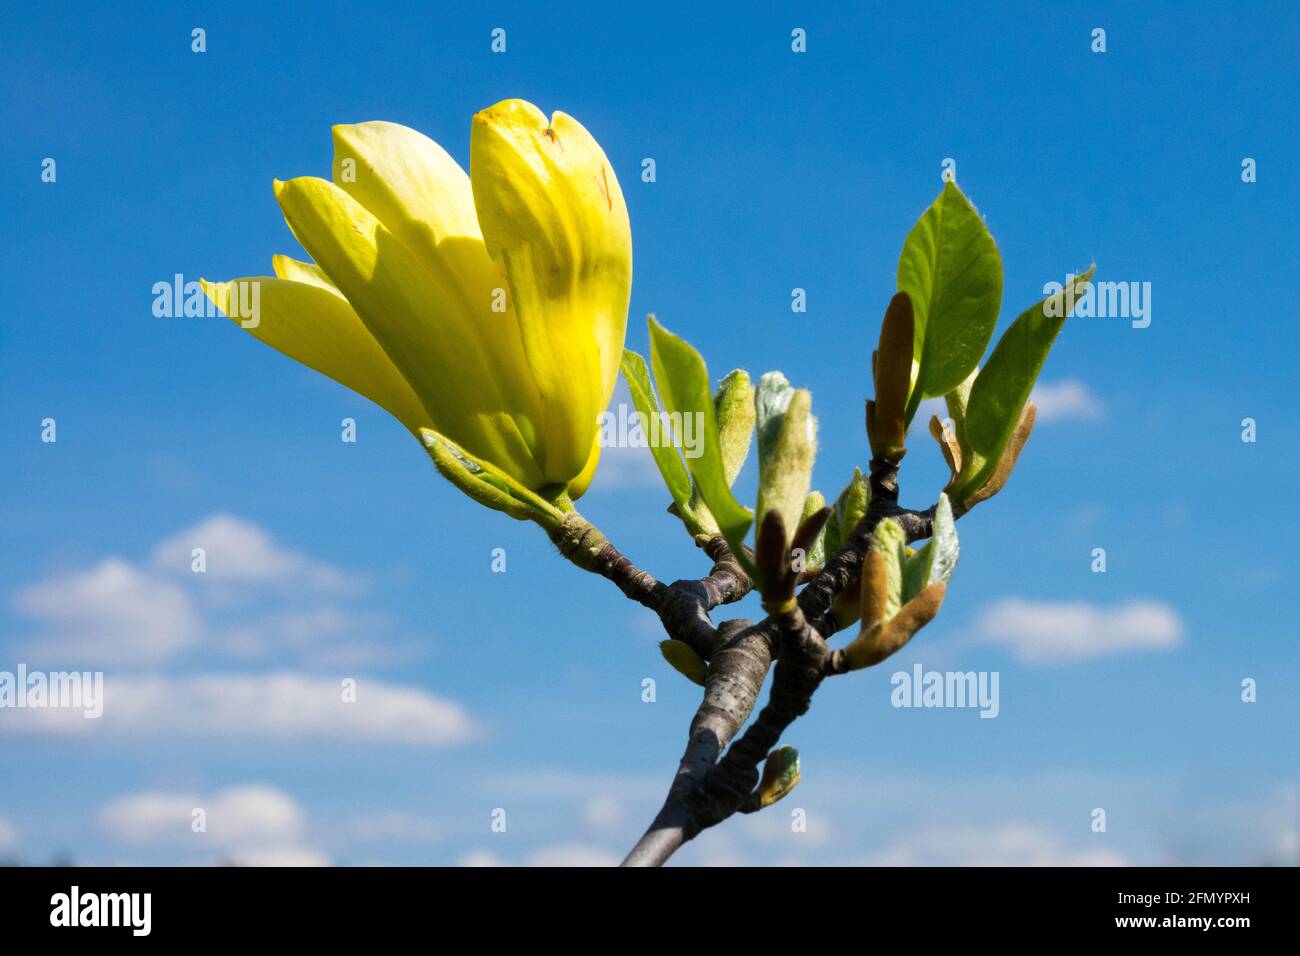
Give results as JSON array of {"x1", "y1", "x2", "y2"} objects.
[{"x1": 621, "y1": 457, "x2": 958, "y2": 866}]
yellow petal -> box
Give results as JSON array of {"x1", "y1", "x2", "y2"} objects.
[
  {"x1": 565, "y1": 434, "x2": 602, "y2": 500},
  {"x1": 332, "y1": 121, "x2": 482, "y2": 243},
  {"x1": 470, "y1": 100, "x2": 632, "y2": 485},
  {"x1": 273, "y1": 175, "x2": 545, "y2": 489},
  {"x1": 328, "y1": 122, "x2": 547, "y2": 467},
  {"x1": 200, "y1": 275, "x2": 428, "y2": 432},
  {"x1": 272, "y1": 254, "x2": 340, "y2": 294}
]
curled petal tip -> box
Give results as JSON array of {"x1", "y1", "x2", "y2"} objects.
[{"x1": 473, "y1": 98, "x2": 549, "y2": 131}]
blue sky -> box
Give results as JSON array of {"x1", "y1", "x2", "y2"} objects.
[{"x1": 1, "y1": 0, "x2": 1297, "y2": 866}]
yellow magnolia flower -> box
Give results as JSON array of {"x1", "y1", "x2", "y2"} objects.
[{"x1": 203, "y1": 99, "x2": 631, "y2": 499}]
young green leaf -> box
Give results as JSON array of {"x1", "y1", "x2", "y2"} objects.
[
  {"x1": 756, "y1": 384, "x2": 817, "y2": 547},
  {"x1": 926, "y1": 493, "x2": 959, "y2": 586},
  {"x1": 824, "y1": 467, "x2": 870, "y2": 554},
  {"x1": 714, "y1": 369, "x2": 756, "y2": 486},
  {"x1": 901, "y1": 541, "x2": 932, "y2": 603},
  {"x1": 943, "y1": 366, "x2": 976, "y2": 454},
  {"x1": 961, "y1": 402, "x2": 1036, "y2": 509},
  {"x1": 689, "y1": 368, "x2": 756, "y2": 533},
  {"x1": 801, "y1": 491, "x2": 827, "y2": 568},
  {"x1": 757, "y1": 746, "x2": 801, "y2": 807},
  {"x1": 647, "y1": 317, "x2": 753, "y2": 554},
  {"x1": 871, "y1": 518, "x2": 907, "y2": 621},
  {"x1": 952, "y1": 267, "x2": 1095, "y2": 501},
  {"x1": 898, "y1": 181, "x2": 1004, "y2": 424},
  {"x1": 659, "y1": 639, "x2": 708, "y2": 687},
  {"x1": 420, "y1": 428, "x2": 565, "y2": 529},
  {"x1": 755, "y1": 371, "x2": 796, "y2": 465},
  {"x1": 620, "y1": 349, "x2": 693, "y2": 509}
]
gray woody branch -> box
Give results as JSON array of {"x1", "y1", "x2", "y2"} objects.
[{"x1": 554, "y1": 458, "x2": 942, "y2": 867}]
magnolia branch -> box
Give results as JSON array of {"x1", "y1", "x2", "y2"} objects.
[{"x1": 552, "y1": 457, "x2": 949, "y2": 867}]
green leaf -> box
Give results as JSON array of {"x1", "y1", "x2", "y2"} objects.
[
  {"x1": 688, "y1": 368, "x2": 756, "y2": 533},
  {"x1": 901, "y1": 493, "x2": 960, "y2": 599},
  {"x1": 898, "y1": 181, "x2": 1004, "y2": 424},
  {"x1": 926, "y1": 494, "x2": 959, "y2": 586},
  {"x1": 714, "y1": 369, "x2": 756, "y2": 486},
  {"x1": 952, "y1": 266, "x2": 1095, "y2": 500},
  {"x1": 755, "y1": 381, "x2": 817, "y2": 545},
  {"x1": 420, "y1": 429, "x2": 565, "y2": 529},
  {"x1": 871, "y1": 518, "x2": 907, "y2": 620},
  {"x1": 619, "y1": 349, "x2": 693, "y2": 509},
  {"x1": 943, "y1": 366, "x2": 977, "y2": 458},
  {"x1": 824, "y1": 468, "x2": 870, "y2": 554},
  {"x1": 902, "y1": 541, "x2": 931, "y2": 603},
  {"x1": 801, "y1": 491, "x2": 826, "y2": 568},
  {"x1": 754, "y1": 371, "x2": 796, "y2": 465},
  {"x1": 659, "y1": 639, "x2": 708, "y2": 687},
  {"x1": 647, "y1": 317, "x2": 753, "y2": 555},
  {"x1": 757, "y1": 746, "x2": 801, "y2": 807}
]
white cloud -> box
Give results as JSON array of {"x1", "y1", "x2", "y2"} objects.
[
  {"x1": 12, "y1": 558, "x2": 201, "y2": 664},
  {"x1": 8, "y1": 515, "x2": 407, "y2": 668},
  {"x1": 0, "y1": 816, "x2": 17, "y2": 853},
  {"x1": 740, "y1": 805, "x2": 834, "y2": 848},
  {"x1": 1029, "y1": 378, "x2": 1105, "y2": 422},
  {"x1": 526, "y1": 844, "x2": 620, "y2": 867},
  {"x1": 97, "y1": 784, "x2": 327, "y2": 866},
  {"x1": 973, "y1": 599, "x2": 1183, "y2": 664},
  {"x1": 457, "y1": 844, "x2": 620, "y2": 867},
  {"x1": 229, "y1": 846, "x2": 330, "y2": 867},
  {"x1": 100, "y1": 784, "x2": 302, "y2": 846},
  {"x1": 0, "y1": 672, "x2": 479, "y2": 746},
  {"x1": 582, "y1": 796, "x2": 624, "y2": 832},
  {"x1": 864, "y1": 823, "x2": 1126, "y2": 866},
  {"x1": 150, "y1": 514, "x2": 359, "y2": 594},
  {"x1": 916, "y1": 379, "x2": 1103, "y2": 429},
  {"x1": 588, "y1": 442, "x2": 666, "y2": 490},
  {"x1": 216, "y1": 608, "x2": 418, "y2": 667}
]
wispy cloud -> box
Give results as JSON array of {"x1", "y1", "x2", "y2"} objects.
[
  {"x1": 1029, "y1": 378, "x2": 1105, "y2": 422},
  {"x1": 0, "y1": 816, "x2": 17, "y2": 853},
  {"x1": 151, "y1": 513, "x2": 361, "y2": 596},
  {"x1": 8, "y1": 515, "x2": 411, "y2": 668},
  {"x1": 973, "y1": 599, "x2": 1183, "y2": 664},
  {"x1": 97, "y1": 784, "x2": 328, "y2": 866},
  {"x1": 1, "y1": 672, "x2": 479, "y2": 746},
  {"x1": 587, "y1": 441, "x2": 666, "y2": 491},
  {"x1": 12, "y1": 558, "x2": 201, "y2": 664},
  {"x1": 864, "y1": 823, "x2": 1126, "y2": 866},
  {"x1": 216, "y1": 607, "x2": 421, "y2": 667},
  {"x1": 458, "y1": 844, "x2": 621, "y2": 867},
  {"x1": 915, "y1": 377, "x2": 1104, "y2": 428}
]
